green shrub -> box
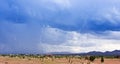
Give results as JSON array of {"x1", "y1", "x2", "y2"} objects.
[
  {"x1": 89, "y1": 56, "x2": 96, "y2": 62},
  {"x1": 101, "y1": 56, "x2": 104, "y2": 63}
]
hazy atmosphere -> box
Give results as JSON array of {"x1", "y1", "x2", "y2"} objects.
[{"x1": 0, "y1": 0, "x2": 120, "y2": 54}]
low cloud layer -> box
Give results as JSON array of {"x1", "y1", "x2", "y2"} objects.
[
  {"x1": 39, "y1": 26, "x2": 120, "y2": 53},
  {"x1": 0, "y1": 0, "x2": 120, "y2": 53}
]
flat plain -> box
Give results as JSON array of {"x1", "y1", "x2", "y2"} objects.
[{"x1": 0, "y1": 56, "x2": 120, "y2": 64}]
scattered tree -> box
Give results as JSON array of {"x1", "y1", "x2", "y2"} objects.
[
  {"x1": 101, "y1": 56, "x2": 104, "y2": 63},
  {"x1": 89, "y1": 56, "x2": 96, "y2": 62}
]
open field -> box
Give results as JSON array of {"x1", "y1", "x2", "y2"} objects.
[{"x1": 0, "y1": 55, "x2": 120, "y2": 64}]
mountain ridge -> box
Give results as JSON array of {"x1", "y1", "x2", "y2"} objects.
[{"x1": 51, "y1": 50, "x2": 120, "y2": 56}]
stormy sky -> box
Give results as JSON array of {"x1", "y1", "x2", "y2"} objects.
[{"x1": 0, "y1": 0, "x2": 120, "y2": 54}]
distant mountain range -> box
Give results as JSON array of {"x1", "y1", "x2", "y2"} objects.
[
  {"x1": 51, "y1": 50, "x2": 120, "y2": 56},
  {"x1": 79, "y1": 50, "x2": 120, "y2": 56}
]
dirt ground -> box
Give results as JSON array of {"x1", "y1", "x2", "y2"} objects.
[{"x1": 0, "y1": 57, "x2": 120, "y2": 64}]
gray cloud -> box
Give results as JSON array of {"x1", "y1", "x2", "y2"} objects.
[
  {"x1": 0, "y1": 0, "x2": 120, "y2": 53},
  {"x1": 38, "y1": 26, "x2": 120, "y2": 53}
]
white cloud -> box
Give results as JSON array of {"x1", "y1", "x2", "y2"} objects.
[
  {"x1": 52, "y1": 0, "x2": 71, "y2": 9},
  {"x1": 37, "y1": 26, "x2": 120, "y2": 53},
  {"x1": 101, "y1": 7, "x2": 120, "y2": 25},
  {"x1": 1, "y1": 0, "x2": 120, "y2": 53}
]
